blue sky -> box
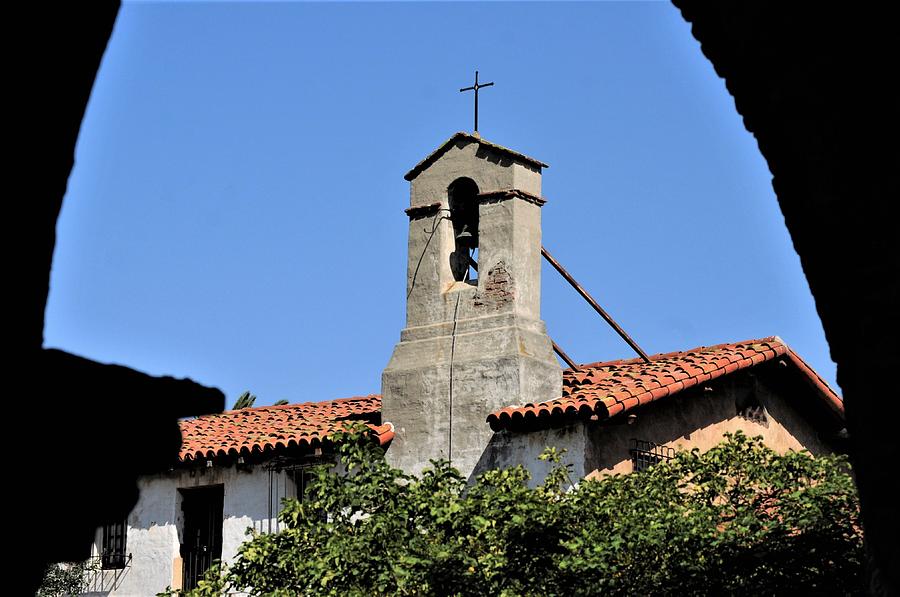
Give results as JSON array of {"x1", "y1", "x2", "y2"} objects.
[{"x1": 45, "y1": 1, "x2": 837, "y2": 408}]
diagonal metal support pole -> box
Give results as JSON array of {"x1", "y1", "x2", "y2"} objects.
[
  {"x1": 551, "y1": 340, "x2": 579, "y2": 370},
  {"x1": 542, "y1": 245, "x2": 651, "y2": 363}
]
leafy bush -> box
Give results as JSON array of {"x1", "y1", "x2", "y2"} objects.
[
  {"x1": 37, "y1": 560, "x2": 97, "y2": 596},
  {"x1": 181, "y1": 429, "x2": 863, "y2": 596}
]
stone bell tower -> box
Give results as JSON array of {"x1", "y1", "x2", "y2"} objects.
[{"x1": 382, "y1": 132, "x2": 562, "y2": 478}]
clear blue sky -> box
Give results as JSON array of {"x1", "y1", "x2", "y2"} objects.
[{"x1": 45, "y1": 1, "x2": 838, "y2": 408}]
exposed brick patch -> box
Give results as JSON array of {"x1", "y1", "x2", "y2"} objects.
[{"x1": 474, "y1": 261, "x2": 514, "y2": 310}]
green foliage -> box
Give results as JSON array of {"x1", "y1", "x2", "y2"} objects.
[
  {"x1": 184, "y1": 428, "x2": 863, "y2": 596},
  {"x1": 232, "y1": 391, "x2": 256, "y2": 410},
  {"x1": 273, "y1": 399, "x2": 289, "y2": 406},
  {"x1": 36, "y1": 560, "x2": 98, "y2": 596}
]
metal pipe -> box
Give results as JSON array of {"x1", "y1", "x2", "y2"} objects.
[
  {"x1": 551, "y1": 340, "x2": 579, "y2": 370},
  {"x1": 542, "y1": 245, "x2": 651, "y2": 363}
]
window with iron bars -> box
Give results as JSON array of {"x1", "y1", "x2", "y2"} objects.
[
  {"x1": 629, "y1": 439, "x2": 675, "y2": 472},
  {"x1": 101, "y1": 519, "x2": 127, "y2": 569},
  {"x1": 266, "y1": 463, "x2": 325, "y2": 533}
]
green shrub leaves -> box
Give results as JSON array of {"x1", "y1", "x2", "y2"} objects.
[{"x1": 180, "y1": 429, "x2": 862, "y2": 596}]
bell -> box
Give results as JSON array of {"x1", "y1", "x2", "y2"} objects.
[{"x1": 455, "y1": 224, "x2": 473, "y2": 240}]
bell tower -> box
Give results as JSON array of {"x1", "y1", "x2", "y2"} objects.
[{"x1": 382, "y1": 132, "x2": 562, "y2": 478}]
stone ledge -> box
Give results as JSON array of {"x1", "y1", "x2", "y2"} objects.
[
  {"x1": 404, "y1": 202, "x2": 443, "y2": 219},
  {"x1": 478, "y1": 189, "x2": 547, "y2": 207},
  {"x1": 399, "y1": 312, "x2": 549, "y2": 342}
]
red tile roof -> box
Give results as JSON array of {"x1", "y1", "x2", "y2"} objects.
[
  {"x1": 178, "y1": 339, "x2": 842, "y2": 458},
  {"x1": 179, "y1": 395, "x2": 387, "y2": 462},
  {"x1": 487, "y1": 337, "x2": 843, "y2": 432}
]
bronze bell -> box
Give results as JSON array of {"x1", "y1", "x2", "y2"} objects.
[{"x1": 455, "y1": 224, "x2": 473, "y2": 241}]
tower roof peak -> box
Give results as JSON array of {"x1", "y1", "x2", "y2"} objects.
[{"x1": 404, "y1": 132, "x2": 548, "y2": 182}]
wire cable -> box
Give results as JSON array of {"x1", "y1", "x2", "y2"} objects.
[
  {"x1": 448, "y1": 290, "x2": 462, "y2": 466},
  {"x1": 407, "y1": 209, "x2": 450, "y2": 300}
]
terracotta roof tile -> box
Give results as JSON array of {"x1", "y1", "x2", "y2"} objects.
[
  {"x1": 179, "y1": 395, "x2": 384, "y2": 462},
  {"x1": 487, "y1": 337, "x2": 843, "y2": 432},
  {"x1": 178, "y1": 339, "x2": 842, "y2": 454}
]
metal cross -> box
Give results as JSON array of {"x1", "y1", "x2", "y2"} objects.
[{"x1": 459, "y1": 70, "x2": 494, "y2": 133}]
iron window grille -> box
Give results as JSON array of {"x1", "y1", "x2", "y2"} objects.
[
  {"x1": 100, "y1": 519, "x2": 128, "y2": 569},
  {"x1": 629, "y1": 439, "x2": 675, "y2": 472},
  {"x1": 265, "y1": 461, "x2": 327, "y2": 533}
]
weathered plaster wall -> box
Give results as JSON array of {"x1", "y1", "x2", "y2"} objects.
[
  {"x1": 583, "y1": 373, "x2": 832, "y2": 478},
  {"x1": 473, "y1": 424, "x2": 588, "y2": 487},
  {"x1": 83, "y1": 465, "x2": 295, "y2": 596},
  {"x1": 402, "y1": 186, "x2": 545, "y2": 328},
  {"x1": 480, "y1": 372, "x2": 834, "y2": 486},
  {"x1": 409, "y1": 139, "x2": 541, "y2": 208}
]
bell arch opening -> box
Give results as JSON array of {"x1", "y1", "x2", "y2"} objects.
[{"x1": 448, "y1": 177, "x2": 479, "y2": 283}]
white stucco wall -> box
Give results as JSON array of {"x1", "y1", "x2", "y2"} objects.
[{"x1": 82, "y1": 464, "x2": 299, "y2": 596}]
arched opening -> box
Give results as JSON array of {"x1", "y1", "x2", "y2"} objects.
[{"x1": 448, "y1": 177, "x2": 479, "y2": 282}]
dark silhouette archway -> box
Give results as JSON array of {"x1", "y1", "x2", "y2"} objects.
[
  {"x1": 16, "y1": 3, "x2": 223, "y2": 591},
  {"x1": 672, "y1": 3, "x2": 898, "y2": 594}
]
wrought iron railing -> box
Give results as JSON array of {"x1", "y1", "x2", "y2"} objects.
[{"x1": 81, "y1": 553, "x2": 132, "y2": 593}]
